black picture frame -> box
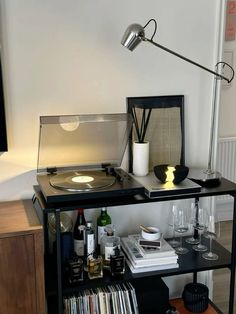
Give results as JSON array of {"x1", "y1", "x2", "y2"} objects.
[
  {"x1": 127, "y1": 95, "x2": 185, "y2": 173},
  {"x1": 0, "y1": 57, "x2": 7, "y2": 152}
]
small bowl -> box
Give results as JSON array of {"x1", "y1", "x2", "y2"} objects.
[
  {"x1": 141, "y1": 226, "x2": 161, "y2": 241},
  {"x1": 153, "y1": 164, "x2": 189, "y2": 184}
]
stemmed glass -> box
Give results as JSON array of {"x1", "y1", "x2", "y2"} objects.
[
  {"x1": 202, "y1": 213, "x2": 219, "y2": 260},
  {"x1": 174, "y1": 207, "x2": 189, "y2": 255},
  {"x1": 192, "y1": 207, "x2": 208, "y2": 252},
  {"x1": 185, "y1": 201, "x2": 200, "y2": 245},
  {"x1": 168, "y1": 204, "x2": 180, "y2": 248}
]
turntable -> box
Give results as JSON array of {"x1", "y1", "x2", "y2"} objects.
[{"x1": 36, "y1": 113, "x2": 145, "y2": 203}]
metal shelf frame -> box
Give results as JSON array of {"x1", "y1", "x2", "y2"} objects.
[{"x1": 33, "y1": 177, "x2": 236, "y2": 314}]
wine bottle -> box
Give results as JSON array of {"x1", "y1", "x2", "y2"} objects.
[
  {"x1": 85, "y1": 221, "x2": 95, "y2": 257},
  {"x1": 97, "y1": 207, "x2": 112, "y2": 246},
  {"x1": 73, "y1": 208, "x2": 86, "y2": 257},
  {"x1": 84, "y1": 221, "x2": 95, "y2": 271}
]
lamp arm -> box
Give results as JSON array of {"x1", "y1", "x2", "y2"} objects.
[{"x1": 144, "y1": 38, "x2": 234, "y2": 83}]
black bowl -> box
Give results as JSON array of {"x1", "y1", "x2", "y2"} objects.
[{"x1": 153, "y1": 164, "x2": 189, "y2": 184}]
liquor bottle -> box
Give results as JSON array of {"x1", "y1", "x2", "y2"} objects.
[
  {"x1": 100, "y1": 225, "x2": 120, "y2": 269},
  {"x1": 73, "y1": 208, "x2": 86, "y2": 257},
  {"x1": 97, "y1": 207, "x2": 112, "y2": 246},
  {"x1": 84, "y1": 221, "x2": 95, "y2": 271}
]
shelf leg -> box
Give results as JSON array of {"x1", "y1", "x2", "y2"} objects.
[
  {"x1": 193, "y1": 197, "x2": 199, "y2": 239},
  {"x1": 43, "y1": 212, "x2": 50, "y2": 255},
  {"x1": 193, "y1": 271, "x2": 197, "y2": 283},
  {"x1": 55, "y1": 209, "x2": 63, "y2": 314},
  {"x1": 229, "y1": 267, "x2": 235, "y2": 314}
]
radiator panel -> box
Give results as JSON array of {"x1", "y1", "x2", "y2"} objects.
[{"x1": 217, "y1": 137, "x2": 236, "y2": 202}]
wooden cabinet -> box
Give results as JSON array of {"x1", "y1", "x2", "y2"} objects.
[{"x1": 0, "y1": 200, "x2": 45, "y2": 314}]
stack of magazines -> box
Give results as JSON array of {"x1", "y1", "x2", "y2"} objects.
[
  {"x1": 121, "y1": 235, "x2": 179, "y2": 274},
  {"x1": 63, "y1": 283, "x2": 139, "y2": 314}
]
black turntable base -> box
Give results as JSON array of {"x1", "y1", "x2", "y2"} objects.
[{"x1": 37, "y1": 168, "x2": 145, "y2": 204}]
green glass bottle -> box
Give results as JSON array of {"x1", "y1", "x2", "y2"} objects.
[{"x1": 97, "y1": 207, "x2": 112, "y2": 246}]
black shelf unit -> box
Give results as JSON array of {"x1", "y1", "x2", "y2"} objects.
[{"x1": 33, "y1": 177, "x2": 236, "y2": 314}]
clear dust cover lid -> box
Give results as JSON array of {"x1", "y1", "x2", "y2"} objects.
[{"x1": 37, "y1": 113, "x2": 132, "y2": 173}]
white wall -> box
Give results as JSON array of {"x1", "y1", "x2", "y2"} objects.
[
  {"x1": 0, "y1": 0, "x2": 224, "y2": 298},
  {"x1": 0, "y1": 0, "x2": 222, "y2": 200}
]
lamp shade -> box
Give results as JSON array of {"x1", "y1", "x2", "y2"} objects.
[{"x1": 121, "y1": 24, "x2": 145, "y2": 51}]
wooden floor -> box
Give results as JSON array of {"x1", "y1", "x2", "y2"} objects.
[
  {"x1": 170, "y1": 298, "x2": 220, "y2": 313},
  {"x1": 213, "y1": 220, "x2": 235, "y2": 313}
]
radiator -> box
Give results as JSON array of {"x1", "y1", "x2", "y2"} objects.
[{"x1": 216, "y1": 137, "x2": 236, "y2": 202}]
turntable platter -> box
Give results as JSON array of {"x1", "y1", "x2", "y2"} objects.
[{"x1": 50, "y1": 171, "x2": 116, "y2": 192}]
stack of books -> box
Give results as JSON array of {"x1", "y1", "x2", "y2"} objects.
[
  {"x1": 63, "y1": 282, "x2": 139, "y2": 314},
  {"x1": 121, "y1": 235, "x2": 178, "y2": 274}
]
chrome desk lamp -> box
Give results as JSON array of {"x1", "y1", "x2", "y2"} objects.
[{"x1": 121, "y1": 19, "x2": 234, "y2": 187}]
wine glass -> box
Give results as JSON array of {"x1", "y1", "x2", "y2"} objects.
[
  {"x1": 168, "y1": 204, "x2": 180, "y2": 248},
  {"x1": 174, "y1": 207, "x2": 189, "y2": 255},
  {"x1": 192, "y1": 207, "x2": 208, "y2": 252},
  {"x1": 202, "y1": 213, "x2": 219, "y2": 260},
  {"x1": 185, "y1": 201, "x2": 200, "y2": 245}
]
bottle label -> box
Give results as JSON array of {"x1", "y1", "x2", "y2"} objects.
[
  {"x1": 78, "y1": 225, "x2": 85, "y2": 232},
  {"x1": 74, "y1": 239, "x2": 84, "y2": 256},
  {"x1": 97, "y1": 226, "x2": 106, "y2": 245},
  {"x1": 105, "y1": 246, "x2": 115, "y2": 260},
  {"x1": 87, "y1": 234, "x2": 95, "y2": 255}
]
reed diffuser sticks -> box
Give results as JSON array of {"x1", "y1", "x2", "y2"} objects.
[{"x1": 131, "y1": 107, "x2": 152, "y2": 143}]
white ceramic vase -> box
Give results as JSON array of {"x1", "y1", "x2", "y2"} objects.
[{"x1": 132, "y1": 141, "x2": 149, "y2": 176}]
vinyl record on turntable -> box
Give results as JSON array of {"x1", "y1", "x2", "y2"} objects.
[{"x1": 50, "y1": 171, "x2": 116, "y2": 192}]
